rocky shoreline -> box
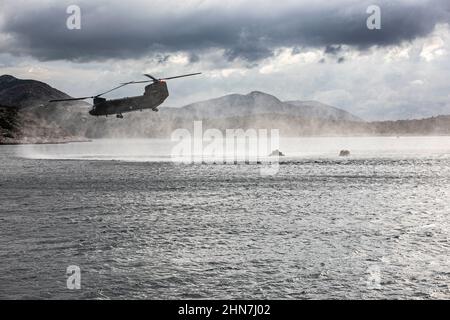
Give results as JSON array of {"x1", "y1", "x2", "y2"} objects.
[
  {"x1": 0, "y1": 137, "x2": 90, "y2": 145},
  {"x1": 0, "y1": 105, "x2": 89, "y2": 145}
]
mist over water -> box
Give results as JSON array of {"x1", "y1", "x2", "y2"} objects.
[
  {"x1": 1, "y1": 137, "x2": 449, "y2": 299},
  {"x1": 16, "y1": 136, "x2": 450, "y2": 161}
]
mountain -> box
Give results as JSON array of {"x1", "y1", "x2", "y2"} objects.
[
  {"x1": 0, "y1": 75, "x2": 71, "y2": 108},
  {"x1": 165, "y1": 91, "x2": 362, "y2": 122},
  {"x1": 0, "y1": 75, "x2": 360, "y2": 122},
  {"x1": 284, "y1": 100, "x2": 362, "y2": 122},
  {"x1": 0, "y1": 75, "x2": 90, "y2": 144}
]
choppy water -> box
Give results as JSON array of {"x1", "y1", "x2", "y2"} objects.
[{"x1": 0, "y1": 137, "x2": 449, "y2": 299}]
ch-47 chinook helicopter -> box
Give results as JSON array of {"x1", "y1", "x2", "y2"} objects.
[{"x1": 49, "y1": 72, "x2": 201, "y2": 118}]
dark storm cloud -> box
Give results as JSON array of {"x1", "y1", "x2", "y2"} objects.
[
  {"x1": 1, "y1": 0, "x2": 449, "y2": 62},
  {"x1": 155, "y1": 54, "x2": 171, "y2": 64},
  {"x1": 325, "y1": 45, "x2": 343, "y2": 55}
]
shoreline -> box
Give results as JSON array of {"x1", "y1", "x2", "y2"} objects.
[
  {"x1": 0, "y1": 138, "x2": 91, "y2": 145},
  {"x1": 2, "y1": 134, "x2": 450, "y2": 145}
]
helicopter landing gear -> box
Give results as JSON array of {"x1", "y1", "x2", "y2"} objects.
[
  {"x1": 116, "y1": 114, "x2": 124, "y2": 119},
  {"x1": 152, "y1": 108, "x2": 159, "y2": 112}
]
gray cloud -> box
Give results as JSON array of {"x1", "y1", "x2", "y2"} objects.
[
  {"x1": 325, "y1": 45, "x2": 343, "y2": 55},
  {"x1": 0, "y1": 0, "x2": 450, "y2": 62},
  {"x1": 0, "y1": 0, "x2": 449, "y2": 63}
]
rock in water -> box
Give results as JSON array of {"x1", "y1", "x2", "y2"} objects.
[
  {"x1": 269, "y1": 149, "x2": 285, "y2": 156},
  {"x1": 339, "y1": 150, "x2": 350, "y2": 157}
]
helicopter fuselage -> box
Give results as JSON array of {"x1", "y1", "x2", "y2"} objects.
[{"x1": 89, "y1": 81, "x2": 169, "y2": 116}]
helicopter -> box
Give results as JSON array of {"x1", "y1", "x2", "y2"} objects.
[{"x1": 49, "y1": 72, "x2": 201, "y2": 118}]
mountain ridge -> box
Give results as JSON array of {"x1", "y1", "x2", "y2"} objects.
[
  {"x1": 0, "y1": 74, "x2": 361, "y2": 122},
  {"x1": 164, "y1": 90, "x2": 362, "y2": 122},
  {"x1": 0, "y1": 75, "x2": 71, "y2": 108}
]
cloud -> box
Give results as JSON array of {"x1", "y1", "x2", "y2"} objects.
[
  {"x1": 0, "y1": 0, "x2": 449, "y2": 62},
  {"x1": 325, "y1": 45, "x2": 343, "y2": 55},
  {"x1": 420, "y1": 36, "x2": 446, "y2": 61}
]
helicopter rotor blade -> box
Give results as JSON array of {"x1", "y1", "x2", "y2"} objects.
[
  {"x1": 126, "y1": 72, "x2": 201, "y2": 84},
  {"x1": 144, "y1": 74, "x2": 159, "y2": 82},
  {"x1": 159, "y1": 72, "x2": 202, "y2": 81},
  {"x1": 49, "y1": 83, "x2": 133, "y2": 102},
  {"x1": 120, "y1": 80, "x2": 152, "y2": 85},
  {"x1": 49, "y1": 96, "x2": 94, "y2": 102},
  {"x1": 50, "y1": 72, "x2": 202, "y2": 103},
  {"x1": 95, "y1": 83, "x2": 132, "y2": 97}
]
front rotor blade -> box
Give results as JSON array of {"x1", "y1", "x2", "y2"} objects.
[
  {"x1": 95, "y1": 83, "x2": 130, "y2": 97},
  {"x1": 49, "y1": 97, "x2": 93, "y2": 102},
  {"x1": 159, "y1": 72, "x2": 202, "y2": 81}
]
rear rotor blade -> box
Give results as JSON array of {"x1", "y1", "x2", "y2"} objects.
[
  {"x1": 120, "y1": 80, "x2": 152, "y2": 85},
  {"x1": 144, "y1": 74, "x2": 159, "y2": 81},
  {"x1": 159, "y1": 72, "x2": 202, "y2": 81}
]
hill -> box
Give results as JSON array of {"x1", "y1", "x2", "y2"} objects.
[
  {"x1": 163, "y1": 91, "x2": 361, "y2": 122},
  {"x1": 0, "y1": 75, "x2": 72, "y2": 108},
  {"x1": 284, "y1": 100, "x2": 361, "y2": 122},
  {"x1": 0, "y1": 75, "x2": 88, "y2": 144}
]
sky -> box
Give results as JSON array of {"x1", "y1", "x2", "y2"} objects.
[{"x1": 0, "y1": 0, "x2": 449, "y2": 120}]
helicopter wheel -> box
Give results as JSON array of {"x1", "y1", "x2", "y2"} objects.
[
  {"x1": 152, "y1": 108, "x2": 159, "y2": 112},
  {"x1": 116, "y1": 114, "x2": 124, "y2": 119}
]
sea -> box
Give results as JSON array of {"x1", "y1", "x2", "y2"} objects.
[{"x1": 0, "y1": 136, "x2": 449, "y2": 299}]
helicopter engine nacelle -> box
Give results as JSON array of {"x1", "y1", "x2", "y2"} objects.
[
  {"x1": 144, "y1": 81, "x2": 169, "y2": 102},
  {"x1": 93, "y1": 97, "x2": 107, "y2": 105}
]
